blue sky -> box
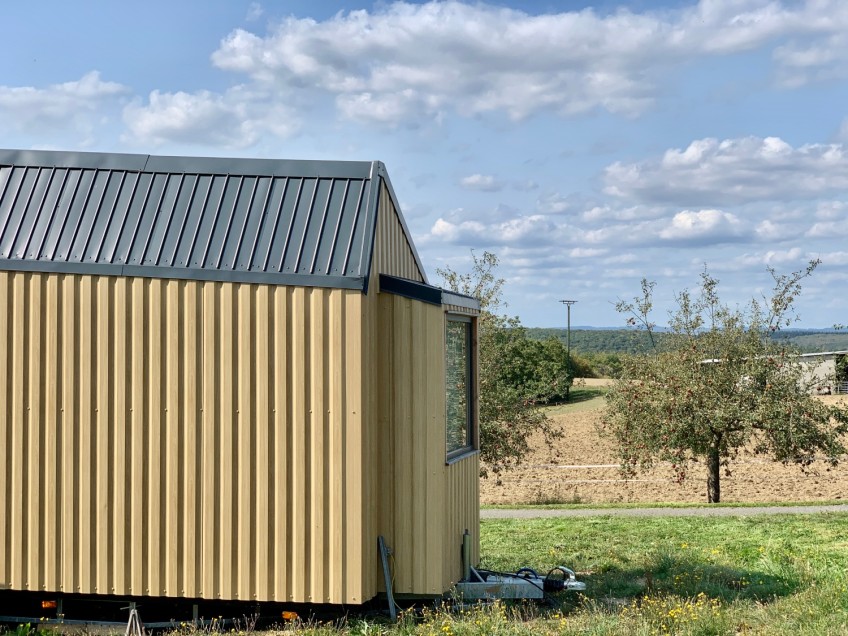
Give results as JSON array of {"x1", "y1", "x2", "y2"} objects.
[{"x1": 2, "y1": 0, "x2": 847, "y2": 328}]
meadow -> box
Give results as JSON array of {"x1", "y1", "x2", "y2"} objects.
[{"x1": 172, "y1": 513, "x2": 848, "y2": 635}]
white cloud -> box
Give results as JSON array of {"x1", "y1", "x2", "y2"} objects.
[
  {"x1": 820, "y1": 250, "x2": 848, "y2": 266},
  {"x1": 755, "y1": 219, "x2": 800, "y2": 242},
  {"x1": 0, "y1": 71, "x2": 128, "y2": 134},
  {"x1": 246, "y1": 2, "x2": 263, "y2": 22},
  {"x1": 569, "y1": 247, "x2": 607, "y2": 258},
  {"x1": 659, "y1": 209, "x2": 746, "y2": 243},
  {"x1": 429, "y1": 218, "x2": 487, "y2": 243},
  {"x1": 603, "y1": 252, "x2": 639, "y2": 265},
  {"x1": 764, "y1": 247, "x2": 805, "y2": 264},
  {"x1": 815, "y1": 201, "x2": 846, "y2": 219},
  {"x1": 459, "y1": 174, "x2": 503, "y2": 192},
  {"x1": 581, "y1": 221, "x2": 654, "y2": 246},
  {"x1": 537, "y1": 193, "x2": 571, "y2": 214},
  {"x1": 581, "y1": 204, "x2": 664, "y2": 222},
  {"x1": 336, "y1": 89, "x2": 442, "y2": 126},
  {"x1": 605, "y1": 135, "x2": 848, "y2": 206},
  {"x1": 733, "y1": 247, "x2": 806, "y2": 267},
  {"x1": 773, "y1": 32, "x2": 848, "y2": 87},
  {"x1": 514, "y1": 180, "x2": 539, "y2": 192},
  {"x1": 122, "y1": 86, "x2": 299, "y2": 147},
  {"x1": 208, "y1": 0, "x2": 848, "y2": 127},
  {"x1": 806, "y1": 220, "x2": 848, "y2": 238},
  {"x1": 427, "y1": 214, "x2": 560, "y2": 247}
]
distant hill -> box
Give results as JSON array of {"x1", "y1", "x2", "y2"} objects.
[
  {"x1": 769, "y1": 330, "x2": 848, "y2": 353},
  {"x1": 527, "y1": 328, "x2": 848, "y2": 354}
]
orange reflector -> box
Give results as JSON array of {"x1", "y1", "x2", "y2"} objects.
[
  {"x1": 41, "y1": 600, "x2": 58, "y2": 609},
  {"x1": 281, "y1": 611, "x2": 298, "y2": 621}
]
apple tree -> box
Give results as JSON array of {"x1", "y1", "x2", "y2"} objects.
[
  {"x1": 602, "y1": 261, "x2": 848, "y2": 503},
  {"x1": 438, "y1": 251, "x2": 562, "y2": 478}
]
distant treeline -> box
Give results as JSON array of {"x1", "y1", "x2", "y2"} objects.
[
  {"x1": 527, "y1": 328, "x2": 848, "y2": 355},
  {"x1": 527, "y1": 328, "x2": 662, "y2": 354}
]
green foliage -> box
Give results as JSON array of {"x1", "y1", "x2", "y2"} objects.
[
  {"x1": 438, "y1": 252, "x2": 562, "y2": 477},
  {"x1": 527, "y1": 327, "x2": 664, "y2": 354},
  {"x1": 580, "y1": 351, "x2": 623, "y2": 378},
  {"x1": 836, "y1": 354, "x2": 848, "y2": 384},
  {"x1": 505, "y1": 337, "x2": 588, "y2": 401},
  {"x1": 602, "y1": 261, "x2": 848, "y2": 503}
]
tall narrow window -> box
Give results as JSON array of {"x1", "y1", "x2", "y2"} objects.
[{"x1": 446, "y1": 316, "x2": 474, "y2": 459}]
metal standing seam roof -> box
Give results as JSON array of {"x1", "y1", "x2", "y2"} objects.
[{"x1": 0, "y1": 149, "x2": 428, "y2": 291}]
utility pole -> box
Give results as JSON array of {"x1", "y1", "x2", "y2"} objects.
[{"x1": 560, "y1": 300, "x2": 577, "y2": 401}]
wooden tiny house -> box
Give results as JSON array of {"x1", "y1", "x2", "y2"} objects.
[{"x1": 0, "y1": 149, "x2": 479, "y2": 608}]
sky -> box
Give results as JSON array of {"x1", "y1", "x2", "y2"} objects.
[{"x1": 2, "y1": 0, "x2": 847, "y2": 329}]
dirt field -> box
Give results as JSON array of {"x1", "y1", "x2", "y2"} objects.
[{"x1": 480, "y1": 379, "x2": 848, "y2": 505}]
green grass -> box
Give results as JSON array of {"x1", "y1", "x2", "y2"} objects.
[
  {"x1": 153, "y1": 512, "x2": 848, "y2": 636},
  {"x1": 471, "y1": 513, "x2": 848, "y2": 634},
  {"x1": 482, "y1": 499, "x2": 848, "y2": 510},
  {"x1": 544, "y1": 388, "x2": 607, "y2": 415}
]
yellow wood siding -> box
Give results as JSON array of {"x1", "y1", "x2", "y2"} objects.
[
  {"x1": 443, "y1": 454, "x2": 481, "y2": 585},
  {"x1": 0, "y1": 271, "x2": 370, "y2": 604},
  {"x1": 365, "y1": 182, "x2": 481, "y2": 597},
  {"x1": 371, "y1": 185, "x2": 425, "y2": 283},
  {"x1": 374, "y1": 293, "x2": 441, "y2": 594},
  {"x1": 371, "y1": 293, "x2": 480, "y2": 595}
]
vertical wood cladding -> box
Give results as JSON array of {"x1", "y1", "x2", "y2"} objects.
[
  {"x1": 0, "y1": 151, "x2": 482, "y2": 609},
  {"x1": 0, "y1": 271, "x2": 368, "y2": 604},
  {"x1": 373, "y1": 292, "x2": 480, "y2": 595},
  {"x1": 371, "y1": 185, "x2": 424, "y2": 283}
]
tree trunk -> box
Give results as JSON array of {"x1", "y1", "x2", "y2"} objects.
[{"x1": 707, "y1": 443, "x2": 721, "y2": 503}]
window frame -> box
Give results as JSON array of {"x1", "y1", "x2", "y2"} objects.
[{"x1": 445, "y1": 313, "x2": 477, "y2": 462}]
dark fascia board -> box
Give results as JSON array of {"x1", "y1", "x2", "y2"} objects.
[
  {"x1": 0, "y1": 148, "x2": 374, "y2": 179},
  {"x1": 0, "y1": 258, "x2": 366, "y2": 291},
  {"x1": 371, "y1": 162, "x2": 429, "y2": 285},
  {"x1": 379, "y1": 274, "x2": 481, "y2": 311},
  {"x1": 442, "y1": 290, "x2": 480, "y2": 311},
  {"x1": 380, "y1": 274, "x2": 442, "y2": 305}
]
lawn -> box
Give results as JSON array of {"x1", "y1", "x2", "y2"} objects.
[
  {"x1": 475, "y1": 513, "x2": 848, "y2": 634},
  {"x1": 224, "y1": 512, "x2": 848, "y2": 635}
]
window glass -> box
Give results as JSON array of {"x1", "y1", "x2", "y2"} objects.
[{"x1": 446, "y1": 317, "x2": 472, "y2": 456}]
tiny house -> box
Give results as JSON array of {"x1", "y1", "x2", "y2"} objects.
[{"x1": 0, "y1": 149, "x2": 479, "y2": 610}]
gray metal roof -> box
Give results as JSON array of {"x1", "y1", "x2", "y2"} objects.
[{"x1": 0, "y1": 149, "x2": 424, "y2": 291}]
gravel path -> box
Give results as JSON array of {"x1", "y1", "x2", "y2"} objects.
[{"x1": 481, "y1": 504, "x2": 848, "y2": 519}]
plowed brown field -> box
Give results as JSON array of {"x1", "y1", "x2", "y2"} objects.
[{"x1": 480, "y1": 379, "x2": 848, "y2": 505}]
